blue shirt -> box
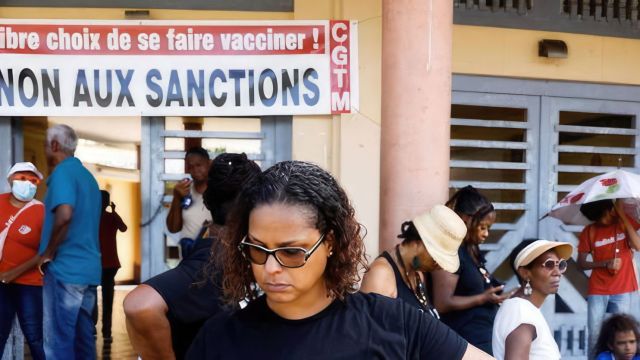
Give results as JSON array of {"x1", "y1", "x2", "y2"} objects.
[
  {"x1": 39, "y1": 157, "x2": 101, "y2": 285},
  {"x1": 596, "y1": 351, "x2": 640, "y2": 360}
]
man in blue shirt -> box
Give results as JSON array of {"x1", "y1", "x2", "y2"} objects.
[{"x1": 38, "y1": 124, "x2": 101, "y2": 360}]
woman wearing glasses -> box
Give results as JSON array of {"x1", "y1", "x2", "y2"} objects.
[
  {"x1": 492, "y1": 239, "x2": 573, "y2": 360},
  {"x1": 187, "y1": 161, "x2": 492, "y2": 359},
  {"x1": 0, "y1": 162, "x2": 46, "y2": 360}
]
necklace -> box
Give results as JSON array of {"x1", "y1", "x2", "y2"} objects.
[
  {"x1": 468, "y1": 244, "x2": 491, "y2": 285},
  {"x1": 394, "y1": 245, "x2": 439, "y2": 318}
]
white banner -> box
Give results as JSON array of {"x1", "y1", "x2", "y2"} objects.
[{"x1": 0, "y1": 19, "x2": 358, "y2": 116}]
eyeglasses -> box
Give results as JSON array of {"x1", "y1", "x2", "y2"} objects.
[
  {"x1": 238, "y1": 233, "x2": 326, "y2": 269},
  {"x1": 13, "y1": 174, "x2": 40, "y2": 185},
  {"x1": 540, "y1": 258, "x2": 568, "y2": 273}
]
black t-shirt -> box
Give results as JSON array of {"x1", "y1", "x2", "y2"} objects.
[
  {"x1": 145, "y1": 237, "x2": 229, "y2": 359},
  {"x1": 439, "y1": 247, "x2": 498, "y2": 354},
  {"x1": 186, "y1": 292, "x2": 468, "y2": 359}
]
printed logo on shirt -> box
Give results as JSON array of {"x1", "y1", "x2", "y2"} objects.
[
  {"x1": 17, "y1": 225, "x2": 31, "y2": 235},
  {"x1": 4, "y1": 214, "x2": 16, "y2": 228},
  {"x1": 594, "y1": 232, "x2": 626, "y2": 248}
]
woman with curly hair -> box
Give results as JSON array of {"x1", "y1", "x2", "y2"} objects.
[
  {"x1": 594, "y1": 314, "x2": 640, "y2": 360},
  {"x1": 186, "y1": 161, "x2": 492, "y2": 359}
]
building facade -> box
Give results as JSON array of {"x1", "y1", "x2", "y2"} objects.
[{"x1": 2, "y1": 1, "x2": 640, "y2": 358}]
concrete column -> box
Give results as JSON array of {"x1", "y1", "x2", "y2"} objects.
[{"x1": 379, "y1": 0, "x2": 453, "y2": 250}]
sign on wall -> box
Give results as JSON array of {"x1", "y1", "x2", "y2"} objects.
[{"x1": 0, "y1": 19, "x2": 358, "y2": 116}]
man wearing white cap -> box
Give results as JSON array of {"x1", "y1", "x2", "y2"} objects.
[
  {"x1": 38, "y1": 124, "x2": 101, "y2": 360},
  {"x1": 0, "y1": 162, "x2": 45, "y2": 360}
]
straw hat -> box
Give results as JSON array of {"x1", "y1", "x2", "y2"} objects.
[
  {"x1": 7, "y1": 162, "x2": 43, "y2": 180},
  {"x1": 412, "y1": 205, "x2": 467, "y2": 273},
  {"x1": 513, "y1": 240, "x2": 573, "y2": 269}
]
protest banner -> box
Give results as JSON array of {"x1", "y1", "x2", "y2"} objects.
[{"x1": 0, "y1": 19, "x2": 358, "y2": 116}]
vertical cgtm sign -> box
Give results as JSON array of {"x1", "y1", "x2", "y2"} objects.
[{"x1": 329, "y1": 20, "x2": 352, "y2": 114}]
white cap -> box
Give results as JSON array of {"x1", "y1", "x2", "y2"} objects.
[
  {"x1": 513, "y1": 239, "x2": 573, "y2": 269},
  {"x1": 8, "y1": 162, "x2": 43, "y2": 180}
]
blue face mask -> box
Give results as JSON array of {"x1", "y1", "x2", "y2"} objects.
[{"x1": 11, "y1": 180, "x2": 37, "y2": 202}]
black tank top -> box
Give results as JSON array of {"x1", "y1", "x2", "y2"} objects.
[{"x1": 379, "y1": 251, "x2": 438, "y2": 318}]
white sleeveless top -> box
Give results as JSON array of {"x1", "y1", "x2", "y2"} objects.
[{"x1": 492, "y1": 297, "x2": 561, "y2": 360}]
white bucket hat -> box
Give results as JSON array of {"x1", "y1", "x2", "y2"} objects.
[
  {"x1": 413, "y1": 205, "x2": 467, "y2": 273},
  {"x1": 7, "y1": 162, "x2": 43, "y2": 180},
  {"x1": 513, "y1": 239, "x2": 573, "y2": 269}
]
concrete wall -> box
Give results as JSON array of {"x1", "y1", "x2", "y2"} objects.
[
  {"x1": 452, "y1": 25, "x2": 640, "y2": 85},
  {"x1": 293, "y1": 0, "x2": 382, "y2": 260}
]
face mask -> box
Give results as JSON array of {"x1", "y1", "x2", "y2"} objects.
[{"x1": 11, "y1": 180, "x2": 37, "y2": 202}]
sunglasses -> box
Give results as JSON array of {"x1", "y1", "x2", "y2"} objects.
[
  {"x1": 238, "y1": 233, "x2": 326, "y2": 269},
  {"x1": 13, "y1": 174, "x2": 40, "y2": 185},
  {"x1": 540, "y1": 258, "x2": 568, "y2": 273}
]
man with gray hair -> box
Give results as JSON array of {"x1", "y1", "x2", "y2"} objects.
[{"x1": 38, "y1": 124, "x2": 101, "y2": 359}]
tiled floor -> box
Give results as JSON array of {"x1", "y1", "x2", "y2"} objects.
[
  {"x1": 96, "y1": 286, "x2": 137, "y2": 360},
  {"x1": 20, "y1": 285, "x2": 137, "y2": 360}
]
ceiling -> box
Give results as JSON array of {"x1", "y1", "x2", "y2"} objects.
[{"x1": 48, "y1": 116, "x2": 142, "y2": 145}]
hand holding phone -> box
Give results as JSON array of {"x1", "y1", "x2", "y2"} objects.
[{"x1": 173, "y1": 178, "x2": 192, "y2": 198}]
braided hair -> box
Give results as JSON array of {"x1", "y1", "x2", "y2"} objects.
[
  {"x1": 397, "y1": 221, "x2": 421, "y2": 244},
  {"x1": 203, "y1": 153, "x2": 261, "y2": 225},
  {"x1": 220, "y1": 160, "x2": 367, "y2": 305},
  {"x1": 199, "y1": 153, "x2": 260, "y2": 290}
]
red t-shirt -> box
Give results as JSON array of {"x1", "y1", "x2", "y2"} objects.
[
  {"x1": 578, "y1": 220, "x2": 640, "y2": 295},
  {"x1": 0, "y1": 193, "x2": 45, "y2": 286},
  {"x1": 99, "y1": 211, "x2": 125, "y2": 269}
]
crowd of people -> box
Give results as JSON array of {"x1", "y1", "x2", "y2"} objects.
[
  {"x1": 1, "y1": 123, "x2": 640, "y2": 359},
  {"x1": 0, "y1": 124, "x2": 127, "y2": 359}
]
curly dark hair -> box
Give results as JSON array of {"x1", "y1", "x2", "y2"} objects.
[
  {"x1": 219, "y1": 160, "x2": 367, "y2": 305},
  {"x1": 593, "y1": 313, "x2": 640, "y2": 356},
  {"x1": 203, "y1": 153, "x2": 261, "y2": 225}
]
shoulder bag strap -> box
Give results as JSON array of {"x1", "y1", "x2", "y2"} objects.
[
  {"x1": 588, "y1": 224, "x2": 595, "y2": 256},
  {"x1": 0, "y1": 200, "x2": 39, "y2": 261}
]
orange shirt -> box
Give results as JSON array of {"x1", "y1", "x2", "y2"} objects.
[
  {"x1": 578, "y1": 220, "x2": 639, "y2": 295},
  {"x1": 0, "y1": 193, "x2": 45, "y2": 286}
]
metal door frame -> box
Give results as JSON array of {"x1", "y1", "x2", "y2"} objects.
[
  {"x1": 139, "y1": 116, "x2": 292, "y2": 280},
  {"x1": 453, "y1": 74, "x2": 640, "y2": 358},
  {"x1": 450, "y1": 91, "x2": 540, "y2": 274}
]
